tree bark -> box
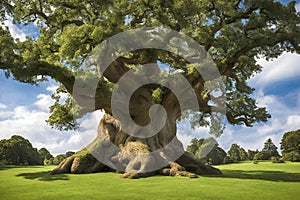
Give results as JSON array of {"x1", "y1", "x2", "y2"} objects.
[{"x1": 51, "y1": 113, "x2": 221, "y2": 178}]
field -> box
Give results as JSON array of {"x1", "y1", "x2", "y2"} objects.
[{"x1": 0, "y1": 161, "x2": 299, "y2": 200}]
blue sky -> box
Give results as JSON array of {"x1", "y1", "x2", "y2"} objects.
[{"x1": 0, "y1": 2, "x2": 300, "y2": 155}]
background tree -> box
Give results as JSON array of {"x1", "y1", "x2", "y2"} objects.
[
  {"x1": 253, "y1": 152, "x2": 265, "y2": 160},
  {"x1": 253, "y1": 138, "x2": 279, "y2": 160},
  {"x1": 39, "y1": 147, "x2": 54, "y2": 165},
  {"x1": 227, "y1": 144, "x2": 242, "y2": 163},
  {"x1": 247, "y1": 149, "x2": 259, "y2": 160},
  {"x1": 225, "y1": 144, "x2": 248, "y2": 163},
  {"x1": 0, "y1": 135, "x2": 42, "y2": 165},
  {"x1": 52, "y1": 154, "x2": 67, "y2": 165},
  {"x1": 205, "y1": 144, "x2": 227, "y2": 165},
  {"x1": 259, "y1": 138, "x2": 280, "y2": 160},
  {"x1": 0, "y1": 0, "x2": 299, "y2": 178},
  {"x1": 186, "y1": 138, "x2": 205, "y2": 156},
  {"x1": 281, "y1": 130, "x2": 300, "y2": 162},
  {"x1": 65, "y1": 151, "x2": 75, "y2": 158},
  {"x1": 187, "y1": 138, "x2": 226, "y2": 165},
  {"x1": 239, "y1": 147, "x2": 248, "y2": 161},
  {"x1": 45, "y1": 151, "x2": 76, "y2": 165}
]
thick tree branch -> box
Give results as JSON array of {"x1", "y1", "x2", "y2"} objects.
[
  {"x1": 0, "y1": 60, "x2": 112, "y2": 114},
  {"x1": 226, "y1": 112, "x2": 252, "y2": 127},
  {"x1": 0, "y1": 61, "x2": 74, "y2": 93}
]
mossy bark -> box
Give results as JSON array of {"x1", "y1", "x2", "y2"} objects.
[{"x1": 51, "y1": 113, "x2": 221, "y2": 178}]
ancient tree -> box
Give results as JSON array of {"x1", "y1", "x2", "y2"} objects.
[{"x1": 0, "y1": 0, "x2": 299, "y2": 178}]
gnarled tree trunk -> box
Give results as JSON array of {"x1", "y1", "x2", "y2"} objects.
[
  {"x1": 52, "y1": 71, "x2": 221, "y2": 178},
  {"x1": 52, "y1": 113, "x2": 221, "y2": 178}
]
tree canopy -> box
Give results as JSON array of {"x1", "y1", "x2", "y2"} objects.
[
  {"x1": 253, "y1": 138, "x2": 279, "y2": 160},
  {"x1": 247, "y1": 149, "x2": 259, "y2": 160},
  {"x1": 38, "y1": 147, "x2": 54, "y2": 165},
  {"x1": 262, "y1": 138, "x2": 279, "y2": 157},
  {"x1": 186, "y1": 137, "x2": 226, "y2": 165},
  {"x1": 227, "y1": 143, "x2": 242, "y2": 162},
  {"x1": 0, "y1": 135, "x2": 42, "y2": 165},
  {"x1": 281, "y1": 129, "x2": 300, "y2": 161},
  {"x1": 39, "y1": 147, "x2": 53, "y2": 161},
  {"x1": 1, "y1": 0, "x2": 299, "y2": 132}
]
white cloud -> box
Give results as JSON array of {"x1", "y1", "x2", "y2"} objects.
[
  {"x1": 177, "y1": 133, "x2": 194, "y2": 149},
  {"x1": 177, "y1": 120, "x2": 216, "y2": 149},
  {"x1": 0, "y1": 103, "x2": 7, "y2": 109},
  {"x1": 252, "y1": 53, "x2": 300, "y2": 87},
  {"x1": 256, "y1": 90, "x2": 276, "y2": 107},
  {"x1": 80, "y1": 110, "x2": 104, "y2": 131},
  {"x1": 34, "y1": 85, "x2": 70, "y2": 112},
  {"x1": 46, "y1": 85, "x2": 59, "y2": 93},
  {"x1": 2, "y1": 16, "x2": 27, "y2": 42},
  {"x1": 296, "y1": 2, "x2": 300, "y2": 12},
  {"x1": 286, "y1": 115, "x2": 300, "y2": 130},
  {"x1": 250, "y1": 52, "x2": 300, "y2": 88},
  {"x1": 34, "y1": 94, "x2": 55, "y2": 112},
  {"x1": 0, "y1": 111, "x2": 14, "y2": 119},
  {"x1": 0, "y1": 87, "x2": 104, "y2": 155}
]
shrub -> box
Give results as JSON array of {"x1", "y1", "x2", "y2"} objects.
[
  {"x1": 282, "y1": 151, "x2": 300, "y2": 162},
  {"x1": 271, "y1": 156, "x2": 285, "y2": 163},
  {"x1": 281, "y1": 130, "x2": 300, "y2": 162}
]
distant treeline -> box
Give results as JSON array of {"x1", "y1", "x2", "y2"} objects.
[
  {"x1": 0, "y1": 135, "x2": 74, "y2": 166},
  {"x1": 187, "y1": 129, "x2": 300, "y2": 165},
  {"x1": 1, "y1": 129, "x2": 299, "y2": 166}
]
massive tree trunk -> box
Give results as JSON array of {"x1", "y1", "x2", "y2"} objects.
[
  {"x1": 52, "y1": 70, "x2": 221, "y2": 178},
  {"x1": 52, "y1": 113, "x2": 221, "y2": 178}
]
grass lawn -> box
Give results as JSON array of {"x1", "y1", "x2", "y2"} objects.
[{"x1": 0, "y1": 161, "x2": 299, "y2": 200}]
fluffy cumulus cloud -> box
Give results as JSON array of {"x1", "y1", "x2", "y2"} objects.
[
  {"x1": 1, "y1": 15, "x2": 40, "y2": 41},
  {"x1": 0, "y1": 85, "x2": 103, "y2": 155},
  {"x1": 2, "y1": 16, "x2": 27, "y2": 42},
  {"x1": 251, "y1": 53, "x2": 300, "y2": 88},
  {"x1": 34, "y1": 94, "x2": 55, "y2": 112},
  {"x1": 296, "y1": 2, "x2": 300, "y2": 12},
  {"x1": 34, "y1": 85, "x2": 68, "y2": 112},
  {"x1": 177, "y1": 121, "x2": 211, "y2": 149},
  {"x1": 0, "y1": 103, "x2": 7, "y2": 109}
]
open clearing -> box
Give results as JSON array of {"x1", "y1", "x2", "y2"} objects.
[{"x1": 0, "y1": 161, "x2": 299, "y2": 200}]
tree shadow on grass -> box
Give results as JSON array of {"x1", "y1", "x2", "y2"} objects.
[
  {"x1": 204, "y1": 169, "x2": 300, "y2": 182},
  {"x1": 16, "y1": 171, "x2": 69, "y2": 181}
]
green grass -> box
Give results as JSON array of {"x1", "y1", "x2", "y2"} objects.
[{"x1": 0, "y1": 162, "x2": 300, "y2": 200}]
